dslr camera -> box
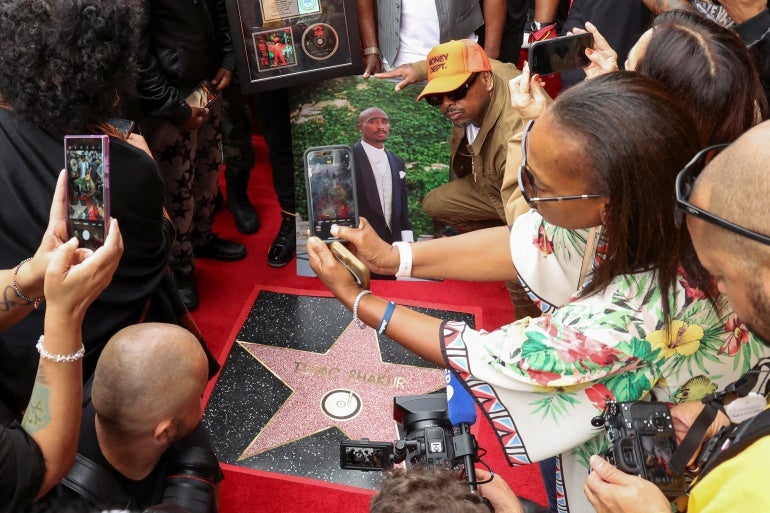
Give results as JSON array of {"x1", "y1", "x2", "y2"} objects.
[
  {"x1": 593, "y1": 401, "x2": 687, "y2": 498},
  {"x1": 340, "y1": 393, "x2": 472, "y2": 472},
  {"x1": 144, "y1": 446, "x2": 223, "y2": 513}
]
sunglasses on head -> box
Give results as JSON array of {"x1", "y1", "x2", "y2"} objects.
[
  {"x1": 675, "y1": 144, "x2": 770, "y2": 245},
  {"x1": 517, "y1": 120, "x2": 606, "y2": 209},
  {"x1": 424, "y1": 73, "x2": 479, "y2": 106}
]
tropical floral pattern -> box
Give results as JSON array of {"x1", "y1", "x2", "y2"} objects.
[{"x1": 444, "y1": 220, "x2": 770, "y2": 513}]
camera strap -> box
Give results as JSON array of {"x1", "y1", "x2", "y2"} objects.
[
  {"x1": 692, "y1": 407, "x2": 770, "y2": 485},
  {"x1": 61, "y1": 453, "x2": 137, "y2": 510},
  {"x1": 669, "y1": 357, "x2": 770, "y2": 476}
]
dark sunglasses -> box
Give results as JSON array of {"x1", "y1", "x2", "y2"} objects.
[
  {"x1": 518, "y1": 120, "x2": 606, "y2": 209},
  {"x1": 424, "y1": 73, "x2": 479, "y2": 106},
  {"x1": 675, "y1": 144, "x2": 770, "y2": 245}
]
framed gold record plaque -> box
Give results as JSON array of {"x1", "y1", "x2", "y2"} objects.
[{"x1": 226, "y1": 0, "x2": 362, "y2": 92}]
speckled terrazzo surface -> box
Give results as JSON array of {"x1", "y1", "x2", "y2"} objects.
[{"x1": 202, "y1": 290, "x2": 475, "y2": 488}]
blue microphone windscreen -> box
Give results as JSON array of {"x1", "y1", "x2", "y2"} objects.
[{"x1": 446, "y1": 369, "x2": 477, "y2": 425}]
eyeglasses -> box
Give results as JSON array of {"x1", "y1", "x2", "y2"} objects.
[
  {"x1": 675, "y1": 144, "x2": 770, "y2": 245},
  {"x1": 424, "y1": 73, "x2": 479, "y2": 106},
  {"x1": 518, "y1": 120, "x2": 607, "y2": 209}
]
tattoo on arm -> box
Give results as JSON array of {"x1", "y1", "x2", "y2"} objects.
[
  {"x1": 0, "y1": 284, "x2": 21, "y2": 312},
  {"x1": 22, "y1": 368, "x2": 51, "y2": 435}
]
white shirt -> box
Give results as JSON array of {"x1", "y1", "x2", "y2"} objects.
[
  {"x1": 361, "y1": 140, "x2": 393, "y2": 229},
  {"x1": 391, "y1": 1, "x2": 477, "y2": 68}
]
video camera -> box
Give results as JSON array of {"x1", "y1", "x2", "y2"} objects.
[
  {"x1": 592, "y1": 400, "x2": 687, "y2": 498},
  {"x1": 340, "y1": 393, "x2": 482, "y2": 483}
]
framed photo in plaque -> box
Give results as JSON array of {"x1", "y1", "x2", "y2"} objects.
[{"x1": 226, "y1": 0, "x2": 363, "y2": 93}]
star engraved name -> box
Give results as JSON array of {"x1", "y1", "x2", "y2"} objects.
[{"x1": 293, "y1": 361, "x2": 407, "y2": 388}]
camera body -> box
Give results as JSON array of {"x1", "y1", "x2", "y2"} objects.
[
  {"x1": 598, "y1": 401, "x2": 687, "y2": 498},
  {"x1": 340, "y1": 394, "x2": 459, "y2": 472},
  {"x1": 144, "y1": 446, "x2": 222, "y2": 513}
]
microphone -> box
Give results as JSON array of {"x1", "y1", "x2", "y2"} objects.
[{"x1": 446, "y1": 370, "x2": 480, "y2": 493}]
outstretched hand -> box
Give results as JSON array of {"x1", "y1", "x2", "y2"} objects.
[
  {"x1": 373, "y1": 64, "x2": 419, "y2": 92},
  {"x1": 329, "y1": 217, "x2": 399, "y2": 275},
  {"x1": 508, "y1": 62, "x2": 549, "y2": 119},
  {"x1": 584, "y1": 455, "x2": 670, "y2": 513}
]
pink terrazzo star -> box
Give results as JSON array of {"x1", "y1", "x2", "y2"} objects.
[{"x1": 238, "y1": 320, "x2": 445, "y2": 460}]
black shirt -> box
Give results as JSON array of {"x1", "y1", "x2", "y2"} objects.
[
  {"x1": 0, "y1": 108, "x2": 168, "y2": 412},
  {"x1": 0, "y1": 420, "x2": 45, "y2": 513}
]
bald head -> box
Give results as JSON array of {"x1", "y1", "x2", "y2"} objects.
[
  {"x1": 690, "y1": 120, "x2": 770, "y2": 259},
  {"x1": 92, "y1": 323, "x2": 208, "y2": 437},
  {"x1": 687, "y1": 121, "x2": 770, "y2": 344}
]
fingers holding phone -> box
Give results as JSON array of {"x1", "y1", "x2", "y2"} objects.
[
  {"x1": 44, "y1": 219, "x2": 123, "y2": 320},
  {"x1": 581, "y1": 22, "x2": 619, "y2": 78}
]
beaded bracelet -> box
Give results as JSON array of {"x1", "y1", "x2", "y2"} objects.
[
  {"x1": 377, "y1": 301, "x2": 396, "y2": 335},
  {"x1": 13, "y1": 258, "x2": 44, "y2": 309},
  {"x1": 353, "y1": 290, "x2": 372, "y2": 329},
  {"x1": 36, "y1": 335, "x2": 85, "y2": 363}
]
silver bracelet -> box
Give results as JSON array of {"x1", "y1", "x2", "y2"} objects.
[
  {"x1": 36, "y1": 335, "x2": 85, "y2": 363},
  {"x1": 13, "y1": 258, "x2": 44, "y2": 309},
  {"x1": 352, "y1": 290, "x2": 372, "y2": 329}
]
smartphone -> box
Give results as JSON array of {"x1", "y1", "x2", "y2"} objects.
[
  {"x1": 528, "y1": 32, "x2": 594, "y2": 76},
  {"x1": 107, "y1": 118, "x2": 135, "y2": 139},
  {"x1": 330, "y1": 241, "x2": 370, "y2": 290},
  {"x1": 339, "y1": 440, "x2": 394, "y2": 471},
  {"x1": 304, "y1": 145, "x2": 358, "y2": 242},
  {"x1": 64, "y1": 135, "x2": 110, "y2": 250},
  {"x1": 185, "y1": 81, "x2": 219, "y2": 109}
]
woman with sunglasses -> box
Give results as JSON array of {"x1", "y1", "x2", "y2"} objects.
[{"x1": 308, "y1": 72, "x2": 770, "y2": 513}]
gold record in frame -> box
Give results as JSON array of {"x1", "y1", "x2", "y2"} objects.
[{"x1": 302, "y1": 22, "x2": 339, "y2": 61}]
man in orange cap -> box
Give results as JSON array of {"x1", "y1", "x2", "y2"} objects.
[
  {"x1": 379, "y1": 39, "x2": 527, "y2": 233},
  {"x1": 377, "y1": 39, "x2": 539, "y2": 318}
]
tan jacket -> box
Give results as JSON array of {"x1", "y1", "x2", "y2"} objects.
[{"x1": 412, "y1": 59, "x2": 530, "y2": 225}]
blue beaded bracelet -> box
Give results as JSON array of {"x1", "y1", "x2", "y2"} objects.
[{"x1": 377, "y1": 301, "x2": 396, "y2": 335}]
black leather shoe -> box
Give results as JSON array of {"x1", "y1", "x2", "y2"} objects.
[
  {"x1": 225, "y1": 168, "x2": 260, "y2": 234},
  {"x1": 194, "y1": 234, "x2": 247, "y2": 261},
  {"x1": 174, "y1": 271, "x2": 199, "y2": 312},
  {"x1": 267, "y1": 212, "x2": 296, "y2": 267}
]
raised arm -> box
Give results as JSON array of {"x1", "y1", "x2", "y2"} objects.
[
  {"x1": 27, "y1": 221, "x2": 123, "y2": 497},
  {"x1": 330, "y1": 219, "x2": 517, "y2": 282}
]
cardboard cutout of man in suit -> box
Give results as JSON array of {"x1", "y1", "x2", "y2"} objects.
[{"x1": 352, "y1": 107, "x2": 413, "y2": 244}]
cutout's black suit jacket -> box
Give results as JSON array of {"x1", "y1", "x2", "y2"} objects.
[{"x1": 352, "y1": 141, "x2": 411, "y2": 244}]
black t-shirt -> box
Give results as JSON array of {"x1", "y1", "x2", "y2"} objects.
[
  {"x1": 0, "y1": 108, "x2": 169, "y2": 412},
  {"x1": 0, "y1": 420, "x2": 45, "y2": 513}
]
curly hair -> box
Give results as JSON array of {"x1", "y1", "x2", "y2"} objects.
[
  {"x1": 0, "y1": 0, "x2": 143, "y2": 133},
  {"x1": 370, "y1": 466, "x2": 489, "y2": 513}
]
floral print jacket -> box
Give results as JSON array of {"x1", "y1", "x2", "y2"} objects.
[{"x1": 444, "y1": 211, "x2": 770, "y2": 513}]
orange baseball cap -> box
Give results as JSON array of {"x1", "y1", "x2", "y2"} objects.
[{"x1": 417, "y1": 39, "x2": 492, "y2": 101}]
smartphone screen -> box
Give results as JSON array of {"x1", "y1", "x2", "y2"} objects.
[
  {"x1": 185, "y1": 81, "x2": 219, "y2": 109},
  {"x1": 64, "y1": 135, "x2": 110, "y2": 250},
  {"x1": 339, "y1": 441, "x2": 393, "y2": 471},
  {"x1": 528, "y1": 33, "x2": 594, "y2": 76},
  {"x1": 304, "y1": 145, "x2": 358, "y2": 242}
]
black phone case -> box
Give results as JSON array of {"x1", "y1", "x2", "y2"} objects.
[
  {"x1": 528, "y1": 33, "x2": 594, "y2": 76},
  {"x1": 304, "y1": 145, "x2": 359, "y2": 242}
]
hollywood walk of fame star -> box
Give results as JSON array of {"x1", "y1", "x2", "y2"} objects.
[{"x1": 238, "y1": 320, "x2": 446, "y2": 460}]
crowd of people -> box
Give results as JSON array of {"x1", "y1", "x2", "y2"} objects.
[{"x1": 2, "y1": 0, "x2": 770, "y2": 512}]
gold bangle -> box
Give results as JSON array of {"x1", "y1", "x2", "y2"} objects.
[{"x1": 363, "y1": 47, "x2": 382, "y2": 57}]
